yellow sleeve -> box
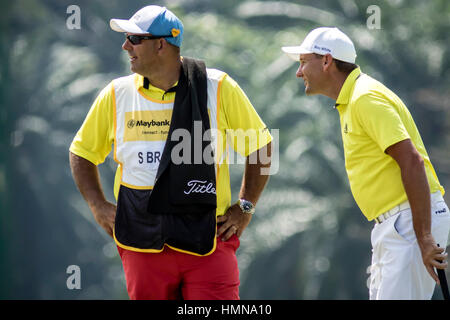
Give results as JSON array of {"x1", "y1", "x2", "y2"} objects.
[
  {"x1": 69, "y1": 82, "x2": 115, "y2": 165},
  {"x1": 220, "y1": 75, "x2": 272, "y2": 156},
  {"x1": 354, "y1": 93, "x2": 410, "y2": 152}
]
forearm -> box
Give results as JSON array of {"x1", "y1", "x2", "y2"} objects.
[
  {"x1": 69, "y1": 151, "x2": 108, "y2": 210},
  {"x1": 399, "y1": 156, "x2": 431, "y2": 240},
  {"x1": 239, "y1": 142, "x2": 272, "y2": 205},
  {"x1": 69, "y1": 151, "x2": 116, "y2": 237},
  {"x1": 217, "y1": 142, "x2": 271, "y2": 239},
  {"x1": 387, "y1": 139, "x2": 445, "y2": 280}
]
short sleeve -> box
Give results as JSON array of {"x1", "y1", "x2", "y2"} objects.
[
  {"x1": 69, "y1": 82, "x2": 115, "y2": 165},
  {"x1": 220, "y1": 75, "x2": 272, "y2": 156},
  {"x1": 354, "y1": 93, "x2": 410, "y2": 152}
]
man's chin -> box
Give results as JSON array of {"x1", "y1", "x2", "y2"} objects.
[
  {"x1": 129, "y1": 62, "x2": 141, "y2": 74},
  {"x1": 304, "y1": 87, "x2": 315, "y2": 96}
]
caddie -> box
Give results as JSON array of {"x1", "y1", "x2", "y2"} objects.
[{"x1": 69, "y1": 5, "x2": 272, "y2": 300}]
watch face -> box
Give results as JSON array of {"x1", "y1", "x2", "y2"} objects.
[{"x1": 239, "y1": 199, "x2": 254, "y2": 214}]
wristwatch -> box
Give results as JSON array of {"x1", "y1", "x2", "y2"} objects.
[{"x1": 238, "y1": 199, "x2": 255, "y2": 215}]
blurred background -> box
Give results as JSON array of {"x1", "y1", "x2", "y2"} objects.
[{"x1": 0, "y1": 0, "x2": 449, "y2": 299}]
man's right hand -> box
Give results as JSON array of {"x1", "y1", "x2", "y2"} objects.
[
  {"x1": 91, "y1": 201, "x2": 117, "y2": 238},
  {"x1": 69, "y1": 152, "x2": 117, "y2": 238},
  {"x1": 417, "y1": 234, "x2": 448, "y2": 285}
]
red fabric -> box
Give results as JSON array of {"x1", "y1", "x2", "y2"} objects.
[{"x1": 117, "y1": 234, "x2": 240, "y2": 300}]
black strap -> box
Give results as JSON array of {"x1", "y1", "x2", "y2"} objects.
[
  {"x1": 150, "y1": 57, "x2": 216, "y2": 210},
  {"x1": 143, "y1": 77, "x2": 150, "y2": 89}
]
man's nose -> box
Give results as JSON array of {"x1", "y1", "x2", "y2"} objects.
[
  {"x1": 296, "y1": 65, "x2": 303, "y2": 78},
  {"x1": 122, "y1": 38, "x2": 133, "y2": 51}
]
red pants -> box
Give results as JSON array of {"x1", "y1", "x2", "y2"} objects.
[{"x1": 117, "y1": 234, "x2": 240, "y2": 300}]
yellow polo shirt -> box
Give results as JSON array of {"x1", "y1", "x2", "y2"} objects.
[
  {"x1": 70, "y1": 72, "x2": 272, "y2": 216},
  {"x1": 335, "y1": 68, "x2": 444, "y2": 221}
]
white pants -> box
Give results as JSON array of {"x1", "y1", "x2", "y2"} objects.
[{"x1": 369, "y1": 192, "x2": 450, "y2": 300}]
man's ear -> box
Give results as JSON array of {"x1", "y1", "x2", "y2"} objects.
[
  {"x1": 157, "y1": 38, "x2": 165, "y2": 51},
  {"x1": 322, "y1": 54, "x2": 333, "y2": 71}
]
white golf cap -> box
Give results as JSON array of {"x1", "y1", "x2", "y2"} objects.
[
  {"x1": 281, "y1": 27, "x2": 356, "y2": 63},
  {"x1": 110, "y1": 5, "x2": 183, "y2": 47}
]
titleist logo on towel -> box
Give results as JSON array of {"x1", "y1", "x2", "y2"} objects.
[{"x1": 184, "y1": 180, "x2": 216, "y2": 195}]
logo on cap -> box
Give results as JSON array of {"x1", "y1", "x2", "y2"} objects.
[
  {"x1": 171, "y1": 28, "x2": 180, "y2": 37},
  {"x1": 313, "y1": 45, "x2": 331, "y2": 53}
]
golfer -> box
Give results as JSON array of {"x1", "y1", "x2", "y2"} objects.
[{"x1": 282, "y1": 27, "x2": 450, "y2": 299}]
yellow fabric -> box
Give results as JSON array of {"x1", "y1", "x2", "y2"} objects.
[
  {"x1": 336, "y1": 68, "x2": 444, "y2": 221},
  {"x1": 70, "y1": 72, "x2": 272, "y2": 216}
]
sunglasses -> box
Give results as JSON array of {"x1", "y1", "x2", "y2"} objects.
[{"x1": 125, "y1": 33, "x2": 174, "y2": 45}]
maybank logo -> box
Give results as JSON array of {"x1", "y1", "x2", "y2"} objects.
[
  {"x1": 124, "y1": 110, "x2": 173, "y2": 142},
  {"x1": 127, "y1": 119, "x2": 136, "y2": 129},
  {"x1": 127, "y1": 119, "x2": 170, "y2": 129}
]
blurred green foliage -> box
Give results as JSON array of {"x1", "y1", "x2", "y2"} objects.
[{"x1": 0, "y1": 0, "x2": 449, "y2": 299}]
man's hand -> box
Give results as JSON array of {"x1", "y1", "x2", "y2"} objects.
[
  {"x1": 91, "y1": 201, "x2": 117, "y2": 238},
  {"x1": 417, "y1": 234, "x2": 448, "y2": 284},
  {"x1": 69, "y1": 151, "x2": 116, "y2": 238},
  {"x1": 217, "y1": 204, "x2": 252, "y2": 241}
]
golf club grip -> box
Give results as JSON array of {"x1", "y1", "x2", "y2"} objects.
[
  {"x1": 437, "y1": 244, "x2": 450, "y2": 300},
  {"x1": 437, "y1": 269, "x2": 450, "y2": 300}
]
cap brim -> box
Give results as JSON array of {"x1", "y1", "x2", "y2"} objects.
[
  {"x1": 110, "y1": 19, "x2": 147, "y2": 34},
  {"x1": 281, "y1": 46, "x2": 313, "y2": 61}
]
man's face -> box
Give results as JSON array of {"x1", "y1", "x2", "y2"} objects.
[
  {"x1": 296, "y1": 53, "x2": 324, "y2": 95},
  {"x1": 122, "y1": 33, "x2": 159, "y2": 75}
]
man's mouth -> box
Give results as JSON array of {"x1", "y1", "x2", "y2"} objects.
[{"x1": 130, "y1": 56, "x2": 137, "y2": 62}]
